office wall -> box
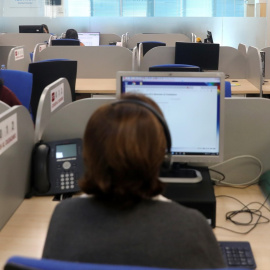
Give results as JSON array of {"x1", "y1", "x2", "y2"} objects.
[
  {"x1": 0, "y1": 17, "x2": 267, "y2": 49},
  {"x1": 0, "y1": 1, "x2": 267, "y2": 49}
]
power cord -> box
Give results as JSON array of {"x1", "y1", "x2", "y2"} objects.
[
  {"x1": 215, "y1": 193, "x2": 270, "y2": 234},
  {"x1": 209, "y1": 155, "x2": 263, "y2": 186}
]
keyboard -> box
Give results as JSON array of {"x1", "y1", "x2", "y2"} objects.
[{"x1": 219, "y1": 241, "x2": 256, "y2": 269}]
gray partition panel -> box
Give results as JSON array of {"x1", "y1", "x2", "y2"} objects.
[
  {"x1": 41, "y1": 97, "x2": 115, "y2": 142},
  {"x1": 140, "y1": 46, "x2": 175, "y2": 71},
  {"x1": 0, "y1": 106, "x2": 34, "y2": 230},
  {"x1": 238, "y1": 43, "x2": 247, "y2": 55},
  {"x1": 218, "y1": 46, "x2": 247, "y2": 79},
  {"x1": 0, "y1": 45, "x2": 16, "y2": 67},
  {"x1": 7, "y1": 45, "x2": 31, "y2": 72},
  {"x1": 35, "y1": 78, "x2": 72, "y2": 142},
  {"x1": 247, "y1": 46, "x2": 263, "y2": 95},
  {"x1": 261, "y1": 47, "x2": 270, "y2": 79},
  {"x1": 126, "y1": 33, "x2": 191, "y2": 50},
  {"x1": 100, "y1": 34, "x2": 121, "y2": 45},
  {"x1": 213, "y1": 98, "x2": 270, "y2": 185},
  {"x1": 33, "y1": 46, "x2": 133, "y2": 78},
  {"x1": 0, "y1": 33, "x2": 50, "y2": 53},
  {"x1": 0, "y1": 101, "x2": 10, "y2": 114}
]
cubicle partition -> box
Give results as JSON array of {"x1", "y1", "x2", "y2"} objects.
[
  {"x1": 33, "y1": 46, "x2": 133, "y2": 78},
  {"x1": 34, "y1": 78, "x2": 73, "y2": 142},
  {"x1": 7, "y1": 45, "x2": 31, "y2": 72},
  {"x1": 0, "y1": 33, "x2": 50, "y2": 53},
  {"x1": 40, "y1": 98, "x2": 115, "y2": 142},
  {"x1": 0, "y1": 106, "x2": 34, "y2": 230},
  {"x1": 0, "y1": 45, "x2": 16, "y2": 67},
  {"x1": 100, "y1": 34, "x2": 121, "y2": 45},
  {"x1": 126, "y1": 33, "x2": 191, "y2": 50},
  {"x1": 213, "y1": 98, "x2": 270, "y2": 185},
  {"x1": 0, "y1": 101, "x2": 10, "y2": 114}
]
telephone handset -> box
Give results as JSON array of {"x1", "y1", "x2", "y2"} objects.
[{"x1": 32, "y1": 138, "x2": 84, "y2": 195}]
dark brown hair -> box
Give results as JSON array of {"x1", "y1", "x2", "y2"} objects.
[
  {"x1": 80, "y1": 93, "x2": 167, "y2": 207},
  {"x1": 65, "y1": 29, "x2": 78, "y2": 40}
]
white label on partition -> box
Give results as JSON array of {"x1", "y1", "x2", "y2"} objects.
[
  {"x1": 51, "y1": 83, "x2": 64, "y2": 112},
  {"x1": 0, "y1": 114, "x2": 18, "y2": 156},
  {"x1": 39, "y1": 44, "x2": 47, "y2": 52},
  {"x1": 14, "y1": 48, "x2": 24, "y2": 61}
]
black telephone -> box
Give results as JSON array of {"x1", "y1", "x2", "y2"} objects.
[{"x1": 31, "y1": 138, "x2": 84, "y2": 195}]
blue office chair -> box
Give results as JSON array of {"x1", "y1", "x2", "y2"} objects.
[
  {"x1": 4, "y1": 256, "x2": 248, "y2": 270},
  {"x1": 0, "y1": 69, "x2": 33, "y2": 110},
  {"x1": 225, "y1": 81, "x2": 232, "y2": 98},
  {"x1": 149, "y1": 64, "x2": 200, "y2": 72}
]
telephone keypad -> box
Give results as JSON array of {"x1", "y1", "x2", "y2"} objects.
[{"x1": 57, "y1": 168, "x2": 78, "y2": 192}]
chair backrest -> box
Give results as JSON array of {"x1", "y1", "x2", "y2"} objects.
[
  {"x1": 0, "y1": 69, "x2": 33, "y2": 110},
  {"x1": 4, "y1": 256, "x2": 247, "y2": 270},
  {"x1": 225, "y1": 81, "x2": 232, "y2": 97},
  {"x1": 138, "y1": 41, "x2": 166, "y2": 56},
  {"x1": 28, "y1": 59, "x2": 77, "y2": 122},
  {"x1": 51, "y1": 39, "x2": 80, "y2": 46},
  {"x1": 149, "y1": 64, "x2": 200, "y2": 72}
]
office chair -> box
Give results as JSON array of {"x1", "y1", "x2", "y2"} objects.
[
  {"x1": 149, "y1": 64, "x2": 200, "y2": 72},
  {"x1": 4, "y1": 256, "x2": 248, "y2": 270},
  {"x1": 225, "y1": 81, "x2": 232, "y2": 98},
  {"x1": 28, "y1": 59, "x2": 77, "y2": 122},
  {"x1": 0, "y1": 69, "x2": 33, "y2": 110},
  {"x1": 133, "y1": 41, "x2": 166, "y2": 70},
  {"x1": 51, "y1": 39, "x2": 80, "y2": 46}
]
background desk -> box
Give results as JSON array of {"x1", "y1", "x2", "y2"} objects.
[
  {"x1": 75, "y1": 78, "x2": 116, "y2": 95},
  {"x1": 227, "y1": 79, "x2": 260, "y2": 95},
  {"x1": 262, "y1": 80, "x2": 270, "y2": 94},
  {"x1": 0, "y1": 185, "x2": 269, "y2": 269}
]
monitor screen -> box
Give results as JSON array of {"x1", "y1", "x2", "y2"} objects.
[
  {"x1": 19, "y1": 25, "x2": 44, "y2": 33},
  {"x1": 175, "y1": 42, "x2": 220, "y2": 71},
  {"x1": 117, "y1": 71, "x2": 225, "y2": 165},
  {"x1": 78, "y1": 32, "x2": 100, "y2": 46}
]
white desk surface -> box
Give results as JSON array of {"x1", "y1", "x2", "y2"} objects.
[
  {"x1": 0, "y1": 185, "x2": 269, "y2": 269},
  {"x1": 75, "y1": 78, "x2": 116, "y2": 94},
  {"x1": 227, "y1": 79, "x2": 260, "y2": 95}
]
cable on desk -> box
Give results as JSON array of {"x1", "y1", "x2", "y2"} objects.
[
  {"x1": 215, "y1": 193, "x2": 270, "y2": 234},
  {"x1": 209, "y1": 155, "x2": 263, "y2": 186}
]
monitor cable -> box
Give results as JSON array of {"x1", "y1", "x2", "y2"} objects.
[{"x1": 208, "y1": 155, "x2": 263, "y2": 187}]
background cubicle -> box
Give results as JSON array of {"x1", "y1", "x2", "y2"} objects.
[{"x1": 33, "y1": 46, "x2": 133, "y2": 78}]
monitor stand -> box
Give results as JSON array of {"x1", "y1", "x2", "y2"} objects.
[{"x1": 159, "y1": 162, "x2": 203, "y2": 183}]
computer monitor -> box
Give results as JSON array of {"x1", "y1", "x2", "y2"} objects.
[
  {"x1": 175, "y1": 42, "x2": 220, "y2": 71},
  {"x1": 19, "y1": 25, "x2": 44, "y2": 33},
  {"x1": 78, "y1": 32, "x2": 100, "y2": 46},
  {"x1": 117, "y1": 71, "x2": 225, "y2": 166}
]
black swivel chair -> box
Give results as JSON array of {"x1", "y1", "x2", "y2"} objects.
[
  {"x1": 28, "y1": 59, "x2": 77, "y2": 122},
  {"x1": 51, "y1": 39, "x2": 80, "y2": 46}
]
